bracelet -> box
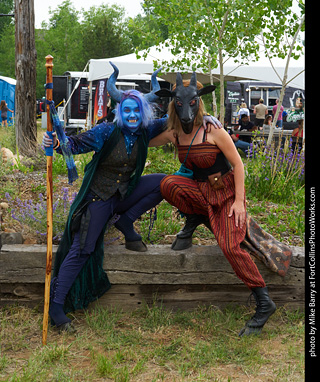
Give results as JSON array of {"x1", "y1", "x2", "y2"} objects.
[{"x1": 53, "y1": 138, "x2": 60, "y2": 150}]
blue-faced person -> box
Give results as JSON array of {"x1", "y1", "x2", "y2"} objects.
[
  {"x1": 114, "y1": 90, "x2": 152, "y2": 133},
  {"x1": 120, "y1": 98, "x2": 142, "y2": 131},
  {"x1": 43, "y1": 62, "x2": 170, "y2": 334}
]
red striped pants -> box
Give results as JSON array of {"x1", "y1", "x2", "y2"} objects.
[{"x1": 160, "y1": 171, "x2": 266, "y2": 289}]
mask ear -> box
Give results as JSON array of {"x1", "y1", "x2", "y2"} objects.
[
  {"x1": 198, "y1": 85, "x2": 216, "y2": 97},
  {"x1": 155, "y1": 89, "x2": 175, "y2": 98}
]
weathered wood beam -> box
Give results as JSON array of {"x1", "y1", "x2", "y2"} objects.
[{"x1": 0, "y1": 244, "x2": 305, "y2": 310}]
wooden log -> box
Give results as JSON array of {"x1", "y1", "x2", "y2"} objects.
[{"x1": 0, "y1": 244, "x2": 305, "y2": 310}]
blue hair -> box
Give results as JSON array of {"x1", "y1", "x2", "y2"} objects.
[{"x1": 114, "y1": 90, "x2": 153, "y2": 129}]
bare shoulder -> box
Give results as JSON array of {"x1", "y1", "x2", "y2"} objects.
[{"x1": 207, "y1": 126, "x2": 230, "y2": 145}]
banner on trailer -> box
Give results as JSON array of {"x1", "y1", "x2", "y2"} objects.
[{"x1": 93, "y1": 79, "x2": 110, "y2": 124}]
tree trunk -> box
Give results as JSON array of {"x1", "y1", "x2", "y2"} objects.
[
  {"x1": 208, "y1": 55, "x2": 217, "y2": 117},
  {"x1": 267, "y1": 82, "x2": 286, "y2": 146},
  {"x1": 264, "y1": 15, "x2": 305, "y2": 147},
  {"x1": 218, "y1": 48, "x2": 224, "y2": 126},
  {"x1": 14, "y1": 0, "x2": 37, "y2": 157}
]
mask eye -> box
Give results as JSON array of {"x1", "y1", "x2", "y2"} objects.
[
  {"x1": 190, "y1": 99, "x2": 197, "y2": 106},
  {"x1": 134, "y1": 108, "x2": 140, "y2": 113},
  {"x1": 176, "y1": 100, "x2": 182, "y2": 107}
]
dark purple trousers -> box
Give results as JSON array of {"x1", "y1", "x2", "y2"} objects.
[{"x1": 53, "y1": 173, "x2": 166, "y2": 305}]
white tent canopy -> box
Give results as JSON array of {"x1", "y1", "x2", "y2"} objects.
[{"x1": 88, "y1": 43, "x2": 305, "y2": 89}]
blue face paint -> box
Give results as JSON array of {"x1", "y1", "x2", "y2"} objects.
[{"x1": 120, "y1": 99, "x2": 142, "y2": 131}]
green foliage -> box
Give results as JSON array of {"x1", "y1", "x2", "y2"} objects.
[
  {"x1": 13, "y1": 150, "x2": 34, "y2": 174},
  {"x1": 0, "y1": 0, "x2": 14, "y2": 39},
  {"x1": 244, "y1": 135, "x2": 305, "y2": 206},
  {"x1": 51, "y1": 150, "x2": 93, "y2": 178},
  {"x1": 0, "y1": 23, "x2": 15, "y2": 78},
  {"x1": 0, "y1": 125, "x2": 305, "y2": 246},
  {"x1": 52, "y1": 152, "x2": 69, "y2": 177},
  {"x1": 143, "y1": 145, "x2": 179, "y2": 175},
  {"x1": 127, "y1": 13, "x2": 168, "y2": 51},
  {"x1": 0, "y1": 151, "x2": 12, "y2": 179},
  {"x1": 140, "y1": 0, "x2": 304, "y2": 121},
  {"x1": 35, "y1": 1, "x2": 135, "y2": 97},
  {"x1": 5, "y1": 187, "x2": 76, "y2": 242},
  {"x1": 141, "y1": 0, "x2": 297, "y2": 72},
  {"x1": 81, "y1": 4, "x2": 132, "y2": 61},
  {"x1": 35, "y1": 1, "x2": 85, "y2": 96},
  {"x1": 0, "y1": 123, "x2": 15, "y2": 152}
]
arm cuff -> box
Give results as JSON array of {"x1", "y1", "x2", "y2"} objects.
[{"x1": 53, "y1": 138, "x2": 60, "y2": 150}]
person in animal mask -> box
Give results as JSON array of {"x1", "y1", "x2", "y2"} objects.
[{"x1": 151, "y1": 73, "x2": 292, "y2": 337}]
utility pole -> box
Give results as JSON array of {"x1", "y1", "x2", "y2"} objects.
[{"x1": 14, "y1": 0, "x2": 37, "y2": 156}]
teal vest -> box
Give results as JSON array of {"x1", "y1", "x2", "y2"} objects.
[{"x1": 53, "y1": 126, "x2": 149, "y2": 313}]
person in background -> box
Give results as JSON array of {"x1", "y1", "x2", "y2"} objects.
[
  {"x1": 291, "y1": 119, "x2": 304, "y2": 152},
  {"x1": 262, "y1": 115, "x2": 273, "y2": 131},
  {"x1": 39, "y1": 97, "x2": 46, "y2": 112},
  {"x1": 253, "y1": 99, "x2": 268, "y2": 129},
  {"x1": 272, "y1": 99, "x2": 284, "y2": 128},
  {"x1": 227, "y1": 126, "x2": 251, "y2": 157},
  {"x1": 238, "y1": 102, "x2": 250, "y2": 121},
  {"x1": 235, "y1": 114, "x2": 255, "y2": 143},
  {"x1": 0, "y1": 100, "x2": 14, "y2": 127}
]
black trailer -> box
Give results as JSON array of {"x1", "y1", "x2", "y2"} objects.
[{"x1": 224, "y1": 80, "x2": 305, "y2": 129}]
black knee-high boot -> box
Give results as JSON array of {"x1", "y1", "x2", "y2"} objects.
[
  {"x1": 171, "y1": 214, "x2": 211, "y2": 250},
  {"x1": 239, "y1": 286, "x2": 276, "y2": 337}
]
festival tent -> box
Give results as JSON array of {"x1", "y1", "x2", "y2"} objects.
[
  {"x1": 0, "y1": 75, "x2": 16, "y2": 119},
  {"x1": 88, "y1": 46, "x2": 252, "y2": 84},
  {"x1": 219, "y1": 54, "x2": 304, "y2": 90},
  {"x1": 88, "y1": 43, "x2": 305, "y2": 89}
]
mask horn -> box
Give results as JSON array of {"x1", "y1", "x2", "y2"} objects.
[
  {"x1": 107, "y1": 61, "x2": 124, "y2": 103},
  {"x1": 189, "y1": 72, "x2": 197, "y2": 88},
  {"x1": 144, "y1": 67, "x2": 162, "y2": 103},
  {"x1": 176, "y1": 72, "x2": 183, "y2": 88}
]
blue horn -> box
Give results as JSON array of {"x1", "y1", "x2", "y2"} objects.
[
  {"x1": 107, "y1": 61, "x2": 124, "y2": 103},
  {"x1": 144, "y1": 67, "x2": 162, "y2": 102}
]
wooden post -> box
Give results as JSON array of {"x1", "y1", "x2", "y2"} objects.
[
  {"x1": 42, "y1": 55, "x2": 54, "y2": 346},
  {"x1": 14, "y1": 0, "x2": 37, "y2": 156}
]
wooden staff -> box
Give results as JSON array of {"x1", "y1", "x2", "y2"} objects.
[{"x1": 42, "y1": 55, "x2": 54, "y2": 346}]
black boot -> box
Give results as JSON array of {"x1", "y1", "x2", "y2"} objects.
[
  {"x1": 171, "y1": 214, "x2": 211, "y2": 250},
  {"x1": 125, "y1": 239, "x2": 148, "y2": 252},
  {"x1": 115, "y1": 215, "x2": 147, "y2": 252},
  {"x1": 239, "y1": 286, "x2": 276, "y2": 337}
]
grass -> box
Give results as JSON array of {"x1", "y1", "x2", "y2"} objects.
[{"x1": 0, "y1": 303, "x2": 305, "y2": 381}]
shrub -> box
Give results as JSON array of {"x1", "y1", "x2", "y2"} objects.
[
  {"x1": 244, "y1": 136, "x2": 305, "y2": 206},
  {"x1": 5, "y1": 188, "x2": 77, "y2": 242}
]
